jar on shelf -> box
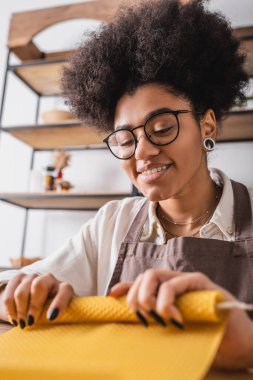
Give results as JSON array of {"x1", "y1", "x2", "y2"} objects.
[{"x1": 44, "y1": 166, "x2": 56, "y2": 191}]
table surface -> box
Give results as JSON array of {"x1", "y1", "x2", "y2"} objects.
[{"x1": 0, "y1": 322, "x2": 252, "y2": 379}]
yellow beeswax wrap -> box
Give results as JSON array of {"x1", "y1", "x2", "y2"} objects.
[{"x1": 0, "y1": 290, "x2": 227, "y2": 380}]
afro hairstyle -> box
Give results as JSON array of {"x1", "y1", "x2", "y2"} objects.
[{"x1": 62, "y1": 0, "x2": 249, "y2": 132}]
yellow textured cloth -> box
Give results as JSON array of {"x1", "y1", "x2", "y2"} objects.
[{"x1": 0, "y1": 291, "x2": 227, "y2": 380}]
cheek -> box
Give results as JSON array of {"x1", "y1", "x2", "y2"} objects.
[
  {"x1": 174, "y1": 130, "x2": 203, "y2": 164},
  {"x1": 120, "y1": 160, "x2": 137, "y2": 182}
]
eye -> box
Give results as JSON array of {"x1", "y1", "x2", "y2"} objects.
[
  {"x1": 118, "y1": 139, "x2": 134, "y2": 147},
  {"x1": 153, "y1": 126, "x2": 174, "y2": 135}
]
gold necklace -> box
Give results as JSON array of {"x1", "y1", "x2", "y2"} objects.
[
  {"x1": 157, "y1": 184, "x2": 222, "y2": 239},
  {"x1": 158, "y1": 183, "x2": 221, "y2": 227},
  {"x1": 159, "y1": 214, "x2": 211, "y2": 239},
  {"x1": 160, "y1": 207, "x2": 209, "y2": 225}
]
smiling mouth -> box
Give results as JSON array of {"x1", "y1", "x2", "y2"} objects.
[{"x1": 141, "y1": 164, "x2": 171, "y2": 175}]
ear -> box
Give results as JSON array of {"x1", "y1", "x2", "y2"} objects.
[{"x1": 199, "y1": 109, "x2": 217, "y2": 141}]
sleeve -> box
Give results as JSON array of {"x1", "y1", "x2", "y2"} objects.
[
  {"x1": 0, "y1": 196, "x2": 146, "y2": 296},
  {"x1": 0, "y1": 211, "x2": 101, "y2": 297}
]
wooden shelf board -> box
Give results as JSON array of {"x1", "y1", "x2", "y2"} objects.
[
  {"x1": 7, "y1": 1, "x2": 121, "y2": 61},
  {"x1": 2, "y1": 111, "x2": 252, "y2": 148},
  {"x1": 217, "y1": 110, "x2": 253, "y2": 142},
  {"x1": 233, "y1": 26, "x2": 253, "y2": 39},
  {"x1": 0, "y1": 192, "x2": 131, "y2": 210},
  {"x1": 12, "y1": 60, "x2": 67, "y2": 95},
  {"x1": 2, "y1": 123, "x2": 107, "y2": 149}
]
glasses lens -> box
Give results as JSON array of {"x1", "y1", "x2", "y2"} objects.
[
  {"x1": 108, "y1": 130, "x2": 135, "y2": 159},
  {"x1": 145, "y1": 113, "x2": 179, "y2": 145}
]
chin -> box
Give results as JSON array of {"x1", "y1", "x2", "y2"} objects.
[{"x1": 139, "y1": 187, "x2": 171, "y2": 202}]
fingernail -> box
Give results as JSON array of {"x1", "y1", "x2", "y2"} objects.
[
  {"x1": 170, "y1": 318, "x2": 185, "y2": 330},
  {"x1": 49, "y1": 308, "x2": 59, "y2": 321},
  {"x1": 19, "y1": 319, "x2": 26, "y2": 329},
  {"x1": 149, "y1": 310, "x2": 167, "y2": 327},
  {"x1": 12, "y1": 319, "x2": 18, "y2": 326},
  {"x1": 135, "y1": 311, "x2": 149, "y2": 327},
  {"x1": 27, "y1": 315, "x2": 34, "y2": 326}
]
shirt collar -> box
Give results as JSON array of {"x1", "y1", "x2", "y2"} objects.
[{"x1": 203, "y1": 168, "x2": 234, "y2": 240}]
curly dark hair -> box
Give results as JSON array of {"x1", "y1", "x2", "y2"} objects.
[{"x1": 62, "y1": 0, "x2": 248, "y2": 132}]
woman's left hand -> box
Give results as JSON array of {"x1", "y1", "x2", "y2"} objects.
[
  {"x1": 108, "y1": 269, "x2": 253, "y2": 370},
  {"x1": 109, "y1": 269, "x2": 231, "y2": 324}
]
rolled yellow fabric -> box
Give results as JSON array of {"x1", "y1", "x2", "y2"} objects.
[{"x1": 0, "y1": 290, "x2": 227, "y2": 380}]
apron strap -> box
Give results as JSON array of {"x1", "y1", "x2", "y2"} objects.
[
  {"x1": 123, "y1": 200, "x2": 149, "y2": 243},
  {"x1": 231, "y1": 180, "x2": 253, "y2": 240}
]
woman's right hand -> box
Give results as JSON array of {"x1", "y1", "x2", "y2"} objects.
[{"x1": 1, "y1": 272, "x2": 74, "y2": 328}]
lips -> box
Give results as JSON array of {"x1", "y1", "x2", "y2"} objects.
[
  {"x1": 137, "y1": 164, "x2": 172, "y2": 174},
  {"x1": 137, "y1": 164, "x2": 172, "y2": 184},
  {"x1": 142, "y1": 165, "x2": 168, "y2": 175}
]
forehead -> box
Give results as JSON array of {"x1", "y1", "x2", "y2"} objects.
[{"x1": 114, "y1": 84, "x2": 190, "y2": 128}]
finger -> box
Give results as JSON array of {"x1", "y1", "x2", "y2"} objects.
[
  {"x1": 108, "y1": 282, "x2": 132, "y2": 297},
  {"x1": 126, "y1": 274, "x2": 144, "y2": 311},
  {"x1": 125, "y1": 274, "x2": 151, "y2": 321},
  {"x1": 137, "y1": 270, "x2": 161, "y2": 312},
  {"x1": 136, "y1": 269, "x2": 184, "y2": 312},
  {"x1": 13, "y1": 274, "x2": 38, "y2": 328},
  {"x1": 156, "y1": 272, "x2": 215, "y2": 324},
  {"x1": 46, "y1": 282, "x2": 74, "y2": 321},
  {"x1": 27, "y1": 273, "x2": 60, "y2": 325},
  {"x1": 3, "y1": 273, "x2": 26, "y2": 325}
]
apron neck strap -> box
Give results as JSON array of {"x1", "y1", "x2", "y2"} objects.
[
  {"x1": 123, "y1": 200, "x2": 149, "y2": 243},
  {"x1": 231, "y1": 180, "x2": 253, "y2": 240}
]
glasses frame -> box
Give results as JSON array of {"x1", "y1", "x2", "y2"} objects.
[{"x1": 103, "y1": 109, "x2": 203, "y2": 160}]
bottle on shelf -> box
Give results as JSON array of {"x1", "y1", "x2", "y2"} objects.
[{"x1": 44, "y1": 166, "x2": 56, "y2": 191}]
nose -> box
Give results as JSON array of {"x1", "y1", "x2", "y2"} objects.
[{"x1": 134, "y1": 133, "x2": 160, "y2": 160}]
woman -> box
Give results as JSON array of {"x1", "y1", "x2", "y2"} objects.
[{"x1": 0, "y1": 0, "x2": 253, "y2": 369}]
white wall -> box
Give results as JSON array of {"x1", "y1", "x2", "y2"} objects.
[{"x1": 0, "y1": 0, "x2": 252, "y2": 266}]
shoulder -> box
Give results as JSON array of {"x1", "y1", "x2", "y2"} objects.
[
  {"x1": 210, "y1": 167, "x2": 253, "y2": 211},
  {"x1": 98, "y1": 196, "x2": 147, "y2": 217},
  {"x1": 93, "y1": 196, "x2": 147, "y2": 232},
  {"x1": 89, "y1": 196, "x2": 148, "y2": 261}
]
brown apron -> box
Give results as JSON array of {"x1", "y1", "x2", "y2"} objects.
[{"x1": 107, "y1": 180, "x2": 253, "y2": 312}]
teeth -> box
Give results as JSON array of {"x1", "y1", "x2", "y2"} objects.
[{"x1": 142, "y1": 165, "x2": 169, "y2": 175}]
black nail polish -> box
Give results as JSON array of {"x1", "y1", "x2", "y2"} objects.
[
  {"x1": 49, "y1": 308, "x2": 59, "y2": 321},
  {"x1": 135, "y1": 310, "x2": 149, "y2": 327},
  {"x1": 12, "y1": 319, "x2": 18, "y2": 326},
  {"x1": 170, "y1": 318, "x2": 184, "y2": 330},
  {"x1": 19, "y1": 319, "x2": 26, "y2": 329},
  {"x1": 27, "y1": 315, "x2": 34, "y2": 326},
  {"x1": 150, "y1": 310, "x2": 167, "y2": 327}
]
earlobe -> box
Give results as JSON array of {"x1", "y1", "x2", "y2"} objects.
[{"x1": 200, "y1": 109, "x2": 217, "y2": 141}]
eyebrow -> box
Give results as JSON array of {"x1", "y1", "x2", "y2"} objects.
[{"x1": 115, "y1": 107, "x2": 174, "y2": 131}]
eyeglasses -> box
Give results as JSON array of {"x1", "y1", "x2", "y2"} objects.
[{"x1": 103, "y1": 109, "x2": 202, "y2": 160}]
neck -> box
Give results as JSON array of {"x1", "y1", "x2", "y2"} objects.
[{"x1": 158, "y1": 169, "x2": 218, "y2": 235}]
